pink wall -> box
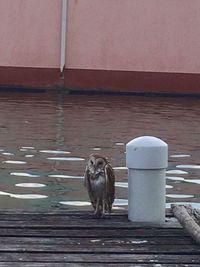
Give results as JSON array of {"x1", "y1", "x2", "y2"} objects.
[
  {"x1": 0, "y1": 0, "x2": 62, "y2": 68},
  {"x1": 66, "y1": 0, "x2": 200, "y2": 74}
]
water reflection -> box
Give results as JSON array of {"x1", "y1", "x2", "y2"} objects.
[
  {"x1": 0, "y1": 190, "x2": 47, "y2": 199},
  {"x1": 166, "y1": 170, "x2": 188, "y2": 174},
  {"x1": 177, "y1": 164, "x2": 200, "y2": 169},
  {"x1": 40, "y1": 150, "x2": 71, "y2": 154},
  {"x1": 47, "y1": 157, "x2": 85, "y2": 161},
  {"x1": 0, "y1": 91, "x2": 199, "y2": 210},
  {"x1": 15, "y1": 183, "x2": 46, "y2": 188},
  {"x1": 2, "y1": 152, "x2": 14, "y2": 156},
  {"x1": 48, "y1": 174, "x2": 84, "y2": 179},
  {"x1": 170, "y1": 154, "x2": 191, "y2": 158},
  {"x1": 166, "y1": 194, "x2": 194, "y2": 199},
  {"x1": 3, "y1": 160, "x2": 27, "y2": 164},
  {"x1": 10, "y1": 172, "x2": 40, "y2": 177}
]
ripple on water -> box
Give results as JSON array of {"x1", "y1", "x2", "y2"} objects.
[
  {"x1": 166, "y1": 176, "x2": 200, "y2": 185},
  {"x1": 166, "y1": 170, "x2": 188, "y2": 175},
  {"x1": 21, "y1": 147, "x2": 35, "y2": 150},
  {"x1": 166, "y1": 185, "x2": 173, "y2": 189},
  {"x1": 2, "y1": 160, "x2": 27, "y2": 164},
  {"x1": 113, "y1": 167, "x2": 128, "y2": 170},
  {"x1": 2, "y1": 152, "x2": 14, "y2": 156},
  {"x1": 20, "y1": 148, "x2": 31, "y2": 152},
  {"x1": 10, "y1": 172, "x2": 40, "y2": 178},
  {"x1": 92, "y1": 148, "x2": 101, "y2": 151},
  {"x1": 59, "y1": 201, "x2": 91, "y2": 206},
  {"x1": 48, "y1": 174, "x2": 84, "y2": 179},
  {"x1": 176, "y1": 164, "x2": 200, "y2": 169},
  {"x1": 112, "y1": 206, "x2": 126, "y2": 210},
  {"x1": 0, "y1": 191, "x2": 10, "y2": 196},
  {"x1": 166, "y1": 176, "x2": 185, "y2": 181},
  {"x1": 166, "y1": 194, "x2": 194, "y2": 199},
  {"x1": 15, "y1": 183, "x2": 46, "y2": 188},
  {"x1": 10, "y1": 194, "x2": 48, "y2": 199},
  {"x1": 115, "y1": 142, "x2": 125, "y2": 146},
  {"x1": 47, "y1": 157, "x2": 85, "y2": 161},
  {"x1": 114, "y1": 199, "x2": 128, "y2": 206},
  {"x1": 40, "y1": 150, "x2": 71, "y2": 154},
  {"x1": 59, "y1": 199, "x2": 129, "y2": 207},
  {"x1": 0, "y1": 191, "x2": 47, "y2": 199},
  {"x1": 115, "y1": 182, "x2": 173, "y2": 189},
  {"x1": 170, "y1": 154, "x2": 191, "y2": 158},
  {"x1": 115, "y1": 182, "x2": 128, "y2": 188},
  {"x1": 184, "y1": 179, "x2": 200, "y2": 185}
]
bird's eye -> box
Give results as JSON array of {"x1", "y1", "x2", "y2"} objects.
[
  {"x1": 90, "y1": 160, "x2": 94, "y2": 165},
  {"x1": 98, "y1": 161, "x2": 103, "y2": 167}
]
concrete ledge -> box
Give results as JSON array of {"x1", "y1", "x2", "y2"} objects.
[
  {"x1": 65, "y1": 68, "x2": 200, "y2": 95},
  {"x1": 0, "y1": 66, "x2": 60, "y2": 89}
]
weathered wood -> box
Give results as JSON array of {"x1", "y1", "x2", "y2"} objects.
[
  {"x1": 0, "y1": 253, "x2": 199, "y2": 264},
  {"x1": 0, "y1": 208, "x2": 174, "y2": 217},
  {"x1": 0, "y1": 228, "x2": 187, "y2": 238},
  {"x1": 0, "y1": 243, "x2": 199, "y2": 254},
  {"x1": 0, "y1": 215, "x2": 181, "y2": 229},
  {"x1": 172, "y1": 204, "x2": 200, "y2": 245},
  {"x1": 0, "y1": 209, "x2": 198, "y2": 265},
  {"x1": 0, "y1": 264, "x2": 199, "y2": 267},
  {"x1": 0, "y1": 236, "x2": 193, "y2": 245}
]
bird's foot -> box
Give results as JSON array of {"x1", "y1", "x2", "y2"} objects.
[{"x1": 93, "y1": 210, "x2": 104, "y2": 219}]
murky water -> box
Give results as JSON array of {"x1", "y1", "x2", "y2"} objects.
[{"x1": 0, "y1": 91, "x2": 200, "y2": 210}]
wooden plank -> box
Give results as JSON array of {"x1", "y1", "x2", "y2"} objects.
[
  {"x1": 0, "y1": 209, "x2": 198, "y2": 266},
  {"x1": 0, "y1": 228, "x2": 188, "y2": 237},
  {"x1": 0, "y1": 253, "x2": 199, "y2": 264},
  {"x1": 0, "y1": 213, "x2": 173, "y2": 220},
  {"x1": 0, "y1": 219, "x2": 181, "y2": 229},
  {"x1": 0, "y1": 208, "x2": 172, "y2": 215},
  {"x1": 0, "y1": 243, "x2": 199, "y2": 254},
  {"x1": 0, "y1": 236, "x2": 193, "y2": 245},
  {"x1": 0, "y1": 264, "x2": 199, "y2": 267},
  {"x1": 0, "y1": 228, "x2": 188, "y2": 238}
]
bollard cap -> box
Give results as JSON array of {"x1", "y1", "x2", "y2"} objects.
[{"x1": 126, "y1": 136, "x2": 168, "y2": 169}]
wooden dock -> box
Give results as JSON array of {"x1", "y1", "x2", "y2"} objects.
[{"x1": 0, "y1": 209, "x2": 199, "y2": 266}]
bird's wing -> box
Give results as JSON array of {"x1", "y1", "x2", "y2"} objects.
[
  {"x1": 84, "y1": 165, "x2": 89, "y2": 188},
  {"x1": 84, "y1": 166, "x2": 96, "y2": 207},
  {"x1": 105, "y1": 164, "x2": 115, "y2": 205}
]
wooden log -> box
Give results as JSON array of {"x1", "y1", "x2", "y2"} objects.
[{"x1": 171, "y1": 204, "x2": 200, "y2": 245}]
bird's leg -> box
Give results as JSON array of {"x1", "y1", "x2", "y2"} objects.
[
  {"x1": 102, "y1": 199, "x2": 106, "y2": 218},
  {"x1": 91, "y1": 201, "x2": 96, "y2": 210},
  {"x1": 93, "y1": 198, "x2": 102, "y2": 218}
]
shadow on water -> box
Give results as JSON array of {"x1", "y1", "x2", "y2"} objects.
[{"x1": 0, "y1": 90, "x2": 199, "y2": 210}]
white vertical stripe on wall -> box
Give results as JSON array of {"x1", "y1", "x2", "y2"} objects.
[{"x1": 60, "y1": 0, "x2": 67, "y2": 72}]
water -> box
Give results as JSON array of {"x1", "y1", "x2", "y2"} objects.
[{"x1": 0, "y1": 91, "x2": 200, "y2": 210}]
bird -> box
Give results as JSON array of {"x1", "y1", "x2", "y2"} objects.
[{"x1": 84, "y1": 154, "x2": 115, "y2": 218}]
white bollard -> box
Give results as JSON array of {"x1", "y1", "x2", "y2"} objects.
[{"x1": 126, "y1": 136, "x2": 168, "y2": 223}]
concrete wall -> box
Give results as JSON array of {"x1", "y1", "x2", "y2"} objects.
[
  {"x1": 0, "y1": 0, "x2": 62, "y2": 88},
  {"x1": 0, "y1": 0, "x2": 200, "y2": 92},
  {"x1": 66, "y1": 0, "x2": 200, "y2": 74},
  {"x1": 0, "y1": 0, "x2": 61, "y2": 68}
]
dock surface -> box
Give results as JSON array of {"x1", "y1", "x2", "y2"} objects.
[{"x1": 0, "y1": 209, "x2": 199, "y2": 266}]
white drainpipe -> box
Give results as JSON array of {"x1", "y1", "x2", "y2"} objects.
[{"x1": 60, "y1": 0, "x2": 67, "y2": 72}]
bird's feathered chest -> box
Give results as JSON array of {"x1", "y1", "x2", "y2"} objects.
[{"x1": 90, "y1": 174, "x2": 106, "y2": 194}]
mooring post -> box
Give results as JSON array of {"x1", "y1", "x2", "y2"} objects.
[{"x1": 126, "y1": 136, "x2": 168, "y2": 223}]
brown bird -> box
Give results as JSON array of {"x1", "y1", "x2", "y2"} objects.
[{"x1": 84, "y1": 154, "x2": 115, "y2": 218}]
